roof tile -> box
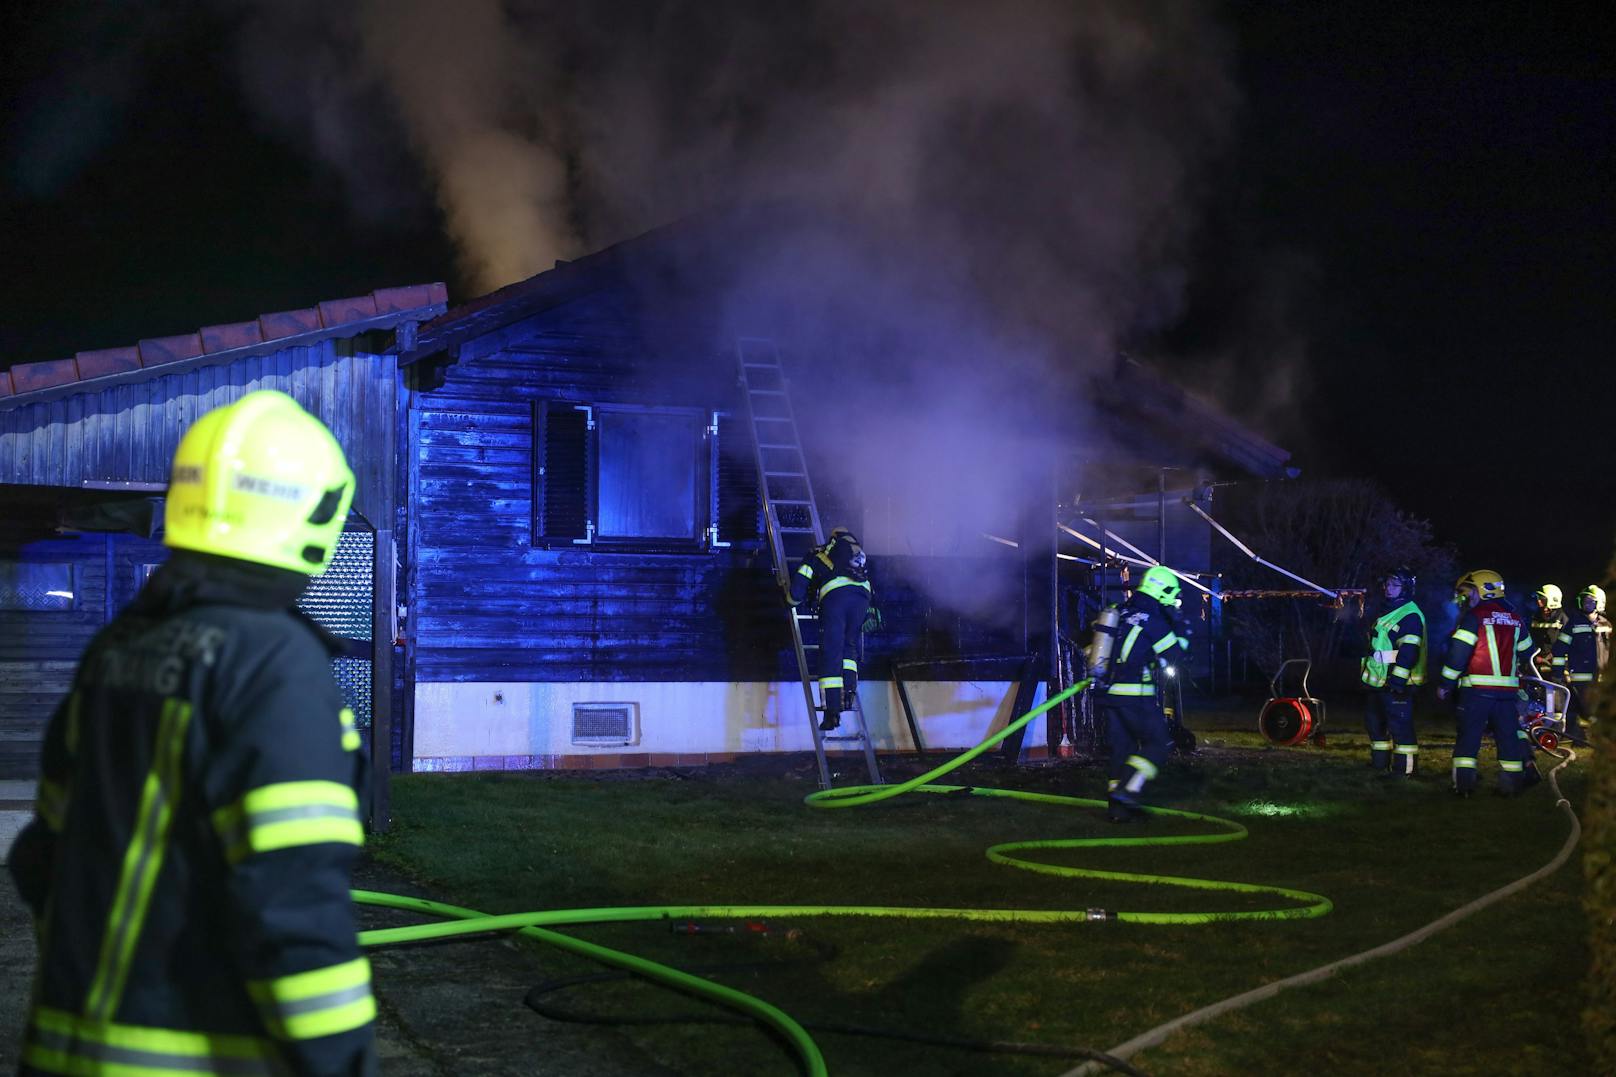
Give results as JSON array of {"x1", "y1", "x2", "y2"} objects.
[
  {"x1": 259, "y1": 307, "x2": 323, "y2": 341},
  {"x1": 2, "y1": 282, "x2": 443, "y2": 407},
  {"x1": 200, "y1": 320, "x2": 264, "y2": 354},
  {"x1": 318, "y1": 294, "x2": 379, "y2": 327},
  {"x1": 75, "y1": 346, "x2": 143, "y2": 379},
  {"x1": 10, "y1": 358, "x2": 80, "y2": 394},
  {"x1": 138, "y1": 333, "x2": 206, "y2": 369},
  {"x1": 371, "y1": 284, "x2": 438, "y2": 314}
]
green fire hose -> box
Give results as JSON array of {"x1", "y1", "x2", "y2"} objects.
[{"x1": 353, "y1": 679, "x2": 1332, "y2": 1076}]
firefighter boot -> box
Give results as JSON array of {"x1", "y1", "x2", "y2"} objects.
[
  {"x1": 1386, "y1": 746, "x2": 1418, "y2": 779},
  {"x1": 1519, "y1": 759, "x2": 1543, "y2": 790},
  {"x1": 1494, "y1": 760, "x2": 1526, "y2": 797},
  {"x1": 819, "y1": 686, "x2": 843, "y2": 732},
  {"x1": 1107, "y1": 791, "x2": 1145, "y2": 824},
  {"x1": 1367, "y1": 741, "x2": 1393, "y2": 771}
]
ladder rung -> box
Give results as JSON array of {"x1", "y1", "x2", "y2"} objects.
[
  {"x1": 778, "y1": 527, "x2": 817, "y2": 534},
  {"x1": 748, "y1": 389, "x2": 787, "y2": 396},
  {"x1": 769, "y1": 499, "x2": 813, "y2": 506},
  {"x1": 742, "y1": 361, "x2": 782, "y2": 369},
  {"x1": 756, "y1": 442, "x2": 799, "y2": 450},
  {"x1": 763, "y1": 470, "x2": 807, "y2": 479}
]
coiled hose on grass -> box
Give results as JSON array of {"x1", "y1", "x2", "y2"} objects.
[{"x1": 353, "y1": 679, "x2": 1333, "y2": 1076}]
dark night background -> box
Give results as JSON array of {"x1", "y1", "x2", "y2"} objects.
[{"x1": 2, "y1": 1, "x2": 1611, "y2": 589}]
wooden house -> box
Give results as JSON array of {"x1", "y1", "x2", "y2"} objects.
[
  {"x1": 0, "y1": 220, "x2": 1291, "y2": 783},
  {"x1": 392, "y1": 225, "x2": 1293, "y2": 771}
]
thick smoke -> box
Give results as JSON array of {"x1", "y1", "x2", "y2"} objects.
[{"x1": 16, "y1": 0, "x2": 1243, "y2": 618}]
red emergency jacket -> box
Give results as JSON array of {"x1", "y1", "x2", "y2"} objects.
[{"x1": 1439, "y1": 598, "x2": 1534, "y2": 694}]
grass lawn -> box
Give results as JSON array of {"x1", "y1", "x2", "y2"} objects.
[{"x1": 366, "y1": 716, "x2": 1592, "y2": 1076}]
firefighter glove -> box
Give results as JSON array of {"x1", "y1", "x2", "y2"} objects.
[{"x1": 862, "y1": 606, "x2": 884, "y2": 634}]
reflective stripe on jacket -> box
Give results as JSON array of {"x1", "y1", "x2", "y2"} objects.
[
  {"x1": 8, "y1": 553, "x2": 375, "y2": 1076},
  {"x1": 1096, "y1": 594, "x2": 1189, "y2": 698},
  {"x1": 788, "y1": 533, "x2": 871, "y2": 607},
  {"x1": 1439, "y1": 599, "x2": 1533, "y2": 691},
  {"x1": 1551, "y1": 610, "x2": 1611, "y2": 682},
  {"x1": 1362, "y1": 600, "x2": 1427, "y2": 688}
]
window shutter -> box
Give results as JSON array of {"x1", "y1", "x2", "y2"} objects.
[
  {"x1": 536, "y1": 403, "x2": 591, "y2": 543},
  {"x1": 715, "y1": 412, "x2": 761, "y2": 545}
]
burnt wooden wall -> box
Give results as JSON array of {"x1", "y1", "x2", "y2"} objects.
[{"x1": 407, "y1": 295, "x2": 1039, "y2": 686}]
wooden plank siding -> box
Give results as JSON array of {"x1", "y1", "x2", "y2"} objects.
[
  {"x1": 0, "y1": 345, "x2": 398, "y2": 528},
  {"x1": 0, "y1": 530, "x2": 169, "y2": 777},
  {"x1": 408, "y1": 300, "x2": 1037, "y2": 687}
]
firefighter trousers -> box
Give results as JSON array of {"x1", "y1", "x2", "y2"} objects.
[
  {"x1": 1364, "y1": 690, "x2": 1418, "y2": 774},
  {"x1": 1101, "y1": 695, "x2": 1171, "y2": 800},
  {"x1": 817, "y1": 586, "x2": 870, "y2": 715},
  {"x1": 1453, "y1": 691, "x2": 1526, "y2": 794},
  {"x1": 1565, "y1": 683, "x2": 1594, "y2": 741}
]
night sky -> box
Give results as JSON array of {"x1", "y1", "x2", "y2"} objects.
[{"x1": 2, "y1": 1, "x2": 1611, "y2": 589}]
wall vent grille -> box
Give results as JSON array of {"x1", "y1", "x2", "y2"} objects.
[{"x1": 571, "y1": 702, "x2": 637, "y2": 746}]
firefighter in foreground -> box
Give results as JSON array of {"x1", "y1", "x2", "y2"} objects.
[
  {"x1": 1087, "y1": 566, "x2": 1190, "y2": 823},
  {"x1": 1551, "y1": 583, "x2": 1611, "y2": 742},
  {"x1": 1435, "y1": 570, "x2": 1537, "y2": 797},
  {"x1": 1360, "y1": 568, "x2": 1427, "y2": 776},
  {"x1": 1529, "y1": 584, "x2": 1568, "y2": 675},
  {"x1": 787, "y1": 526, "x2": 872, "y2": 731},
  {"x1": 7, "y1": 391, "x2": 376, "y2": 1075}
]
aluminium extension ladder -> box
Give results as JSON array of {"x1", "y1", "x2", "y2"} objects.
[{"x1": 736, "y1": 337, "x2": 882, "y2": 790}]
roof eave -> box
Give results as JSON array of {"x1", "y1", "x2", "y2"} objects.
[{"x1": 0, "y1": 304, "x2": 444, "y2": 412}]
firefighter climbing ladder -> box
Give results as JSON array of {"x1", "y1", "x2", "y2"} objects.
[{"x1": 736, "y1": 337, "x2": 883, "y2": 790}]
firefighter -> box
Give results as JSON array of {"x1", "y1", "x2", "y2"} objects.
[
  {"x1": 1088, "y1": 566, "x2": 1190, "y2": 822},
  {"x1": 7, "y1": 391, "x2": 376, "y2": 1075},
  {"x1": 1550, "y1": 584, "x2": 1611, "y2": 742},
  {"x1": 1360, "y1": 568, "x2": 1426, "y2": 776},
  {"x1": 1529, "y1": 584, "x2": 1568, "y2": 676},
  {"x1": 1435, "y1": 570, "x2": 1537, "y2": 796},
  {"x1": 787, "y1": 526, "x2": 872, "y2": 732}
]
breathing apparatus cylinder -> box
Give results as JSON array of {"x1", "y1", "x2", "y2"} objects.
[{"x1": 1086, "y1": 606, "x2": 1121, "y2": 679}]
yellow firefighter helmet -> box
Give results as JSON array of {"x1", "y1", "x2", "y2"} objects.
[
  {"x1": 163, "y1": 390, "x2": 355, "y2": 575},
  {"x1": 1454, "y1": 569, "x2": 1505, "y2": 605},
  {"x1": 1138, "y1": 565, "x2": 1182, "y2": 607}
]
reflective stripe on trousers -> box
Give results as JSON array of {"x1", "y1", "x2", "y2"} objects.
[{"x1": 24, "y1": 1004, "x2": 274, "y2": 1076}]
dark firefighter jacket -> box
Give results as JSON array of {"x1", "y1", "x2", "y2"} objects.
[
  {"x1": 788, "y1": 533, "x2": 871, "y2": 608},
  {"x1": 1095, "y1": 593, "x2": 1189, "y2": 698},
  {"x1": 1551, "y1": 609, "x2": 1612, "y2": 683},
  {"x1": 8, "y1": 552, "x2": 375, "y2": 1076},
  {"x1": 1361, "y1": 599, "x2": 1426, "y2": 690},
  {"x1": 1529, "y1": 607, "x2": 1568, "y2": 658},
  {"x1": 1438, "y1": 598, "x2": 1535, "y2": 695}
]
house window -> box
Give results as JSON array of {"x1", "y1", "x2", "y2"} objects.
[
  {"x1": 0, "y1": 562, "x2": 78, "y2": 610},
  {"x1": 598, "y1": 410, "x2": 701, "y2": 540},
  {"x1": 534, "y1": 402, "x2": 760, "y2": 550}
]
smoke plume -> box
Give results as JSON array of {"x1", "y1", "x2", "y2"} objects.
[{"x1": 13, "y1": 0, "x2": 1245, "y2": 616}]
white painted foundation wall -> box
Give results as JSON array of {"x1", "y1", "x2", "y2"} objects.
[{"x1": 412, "y1": 680, "x2": 1050, "y2": 768}]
